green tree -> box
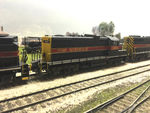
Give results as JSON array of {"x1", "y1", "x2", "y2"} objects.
[
  {"x1": 99, "y1": 22, "x2": 108, "y2": 36},
  {"x1": 92, "y1": 21, "x2": 115, "y2": 36},
  {"x1": 108, "y1": 21, "x2": 115, "y2": 35}
]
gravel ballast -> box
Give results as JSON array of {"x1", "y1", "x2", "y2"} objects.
[{"x1": 0, "y1": 60, "x2": 150, "y2": 112}]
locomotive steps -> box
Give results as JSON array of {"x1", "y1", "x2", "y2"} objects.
[{"x1": 0, "y1": 64, "x2": 150, "y2": 113}]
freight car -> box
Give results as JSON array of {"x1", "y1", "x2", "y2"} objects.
[{"x1": 32, "y1": 35, "x2": 127, "y2": 75}]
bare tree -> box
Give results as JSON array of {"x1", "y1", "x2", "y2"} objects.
[
  {"x1": 66, "y1": 32, "x2": 71, "y2": 36},
  {"x1": 66, "y1": 32, "x2": 79, "y2": 36},
  {"x1": 115, "y1": 33, "x2": 121, "y2": 39},
  {"x1": 92, "y1": 26, "x2": 98, "y2": 35}
]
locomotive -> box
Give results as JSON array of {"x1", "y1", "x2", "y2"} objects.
[
  {"x1": 32, "y1": 35, "x2": 127, "y2": 75},
  {"x1": 0, "y1": 33, "x2": 19, "y2": 85},
  {"x1": 0, "y1": 30, "x2": 29, "y2": 85},
  {"x1": 123, "y1": 35, "x2": 150, "y2": 61}
]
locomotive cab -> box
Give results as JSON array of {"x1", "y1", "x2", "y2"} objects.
[
  {"x1": 42, "y1": 36, "x2": 52, "y2": 63},
  {"x1": 106, "y1": 36, "x2": 122, "y2": 56},
  {"x1": 107, "y1": 36, "x2": 120, "y2": 50},
  {"x1": 107, "y1": 36, "x2": 119, "y2": 47}
]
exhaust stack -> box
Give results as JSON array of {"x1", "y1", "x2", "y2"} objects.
[{"x1": 1, "y1": 26, "x2": 3, "y2": 31}]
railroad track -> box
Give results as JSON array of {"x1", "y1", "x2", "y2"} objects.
[
  {"x1": 1, "y1": 64, "x2": 150, "y2": 113},
  {"x1": 85, "y1": 79, "x2": 150, "y2": 113}
]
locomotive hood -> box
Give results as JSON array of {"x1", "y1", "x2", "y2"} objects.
[
  {"x1": 0, "y1": 35, "x2": 18, "y2": 46},
  {"x1": 0, "y1": 31, "x2": 9, "y2": 37}
]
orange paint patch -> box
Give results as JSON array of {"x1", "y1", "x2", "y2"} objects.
[
  {"x1": 0, "y1": 51, "x2": 19, "y2": 57},
  {"x1": 51, "y1": 46, "x2": 121, "y2": 54}
]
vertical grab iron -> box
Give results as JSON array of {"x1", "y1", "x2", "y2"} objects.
[{"x1": 21, "y1": 49, "x2": 29, "y2": 80}]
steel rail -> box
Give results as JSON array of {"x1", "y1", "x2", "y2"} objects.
[
  {"x1": 84, "y1": 79, "x2": 150, "y2": 113},
  {"x1": 127, "y1": 95, "x2": 150, "y2": 113},
  {"x1": 120, "y1": 85, "x2": 150, "y2": 113}
]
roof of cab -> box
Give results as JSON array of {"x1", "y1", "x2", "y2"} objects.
[{"x1": 105, "y1": 36, "x2": 119, "y2": 41}]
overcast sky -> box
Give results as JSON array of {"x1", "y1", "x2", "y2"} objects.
[{"x1": 0, "y1": 0, "x2": 150, "y2": 37}]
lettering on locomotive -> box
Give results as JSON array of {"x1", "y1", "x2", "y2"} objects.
[{"x1": 42, "y1": 39, "x2": 50, "y2": 43}]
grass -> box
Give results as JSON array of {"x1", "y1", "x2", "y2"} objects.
[
  {"x1": 19, "y1": 47, "x2": 40, "y2": 64},
  {"x1": 59, "y1": 81, "x2": 150, "y2": 113}
]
